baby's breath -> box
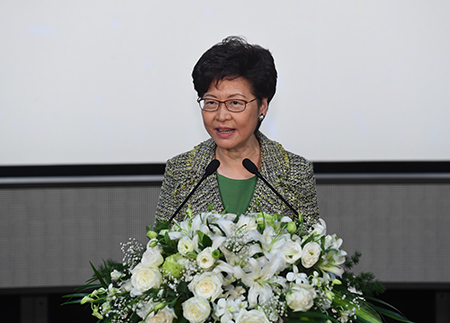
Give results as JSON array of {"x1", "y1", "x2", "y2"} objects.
[
  {"x1": 259, "y1": 292, "x2": 286, "y2": 322},
  {"x1": 120, "y1": 238, "x2": 145, "y2": 269}
]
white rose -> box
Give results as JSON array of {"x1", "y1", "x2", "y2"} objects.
[
  {"x1": 281, "y1": 240, "x2": 303, "y2": 264},
  {"x1": 189, "y1": 272, "x2": 223, "y2": 301},
  {"x1": 182, "y1": 296, "x2": 211, "y2": 323},
  {"x1": 301, "y1": 242, "x2": 321, "y2": 268},
  {"x1": 142, "y1": 247, "x2": 164, "y2": 268},
  {"x1": 286, "y1": 284, "x2": 317, "y2": 312},
  {"x1": 131, "y1": 264, "x2": 162, "y2": 296},
  {"x1": 146, "y1": 306, "x2": 177, "y2": 323},
  {"x1": 178, "y1": 238, "x2": 195, "y2": 255},
  {"x1": 196, "y1": 247, "x2": 215, "y2": 269},
  {"x1": 235, "y1": 309, "x2": 270, "y2": 323}
]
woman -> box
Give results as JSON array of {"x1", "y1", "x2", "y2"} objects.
[{"x1": 156, "y1": 36, "x2": 319, "y2": 227}]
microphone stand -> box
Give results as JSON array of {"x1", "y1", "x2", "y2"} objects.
[
  {"x1": 168, "y1": 159, "x2": 220, "y2": 223},
  {"x1": 242, "y1": 158, "x2": 298, "y2": 216}
]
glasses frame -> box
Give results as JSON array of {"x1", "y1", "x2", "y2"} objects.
[{"x1": 197, "y1": 97, "x2": 258, "y2": 113}]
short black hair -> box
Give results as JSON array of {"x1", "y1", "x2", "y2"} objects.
[{"x1": 192, "y1": 36, "x2": 277, "y2": 104}]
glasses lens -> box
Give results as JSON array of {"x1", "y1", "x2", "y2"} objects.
[
  {"x1": 199, "y1": 99, "x2": 248, "y2": 112},
  {"x1": 225, "y1": 99, "x2": 246, "y2": 112},
  {"x1": 200, "y1": 99, "x2": 218, "y2": 111}
]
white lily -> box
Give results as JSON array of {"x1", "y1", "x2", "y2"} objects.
[
  {"x1": 216, "y1": 218, "x2": 239, "y2": 237},
  {"x1": 219, "y1": 248, "x2": 246, "y2": 267},
  {"x1": 233, "y1": 256, "x2": 286, "y2": 308},
  {"x1": 214, "y1": 260, "x2": 237, "y2": 275},
  {"x1": 169, "y1": 213, "x2": 211, "y2": 240},
  {"x1": 281, "y1": 240, "x2": 303, "y2": 264},
  {"x1": 235, "y1": 215, "x2": 258, "y2": 232},
  {"x1": 286, "y1": 265, "x2": 308, "y2": 285},
  {"x1": 223, "y1": 285, "x2": 247, "y2": 301},
  {"x1": 214, "y1": 297, "x2": 247, "y2": 323},
  {"x1": 190, "y1": 214, "x2": 211, "y2": 236},
  {"x1": 312, "y1": 218, "x2": 327, "y2": 235},
  {"x1": 248, "y1": 225, "x2": 289, "y2": 260},
  {"x1": 324, "y1": 234, "x2": 343, "y2": 250},
  {"x1": 318, "y1": 249, "x2": 347, "y2": 277},
  {"x1": 211, "y1": 236, "x2": 227, "y2": 250}
]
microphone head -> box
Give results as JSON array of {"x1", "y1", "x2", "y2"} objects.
[
  {"x1": 205, "y1": 159, "x2": 220, "y2": 176},
  {"x1": 242, "y1": 158, "x2": 259, "y2": 175}
]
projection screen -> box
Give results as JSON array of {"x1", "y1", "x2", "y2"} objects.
[{"x1": 1, "y1": 0, "x2": 449, "y2": 166}]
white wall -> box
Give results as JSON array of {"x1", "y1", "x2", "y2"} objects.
[{"x1": 1, "y1": 1, "x2": 449, "y2": 165}]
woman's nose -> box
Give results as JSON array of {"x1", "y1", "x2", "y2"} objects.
[{"x1": 214, "y1": 103, "x2": 231, "y2": 120}]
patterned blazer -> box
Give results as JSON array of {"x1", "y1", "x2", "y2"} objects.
[{"x1": 155, "y1": 132, "x2": 319, "y2": 227}]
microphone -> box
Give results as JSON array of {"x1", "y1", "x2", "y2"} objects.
[
  {"x1": 169, "y1": 159, "x2": 220, "y2": 223},
  {"x1": 242, "y1": 158, "x2": 298, "y2": 216}
]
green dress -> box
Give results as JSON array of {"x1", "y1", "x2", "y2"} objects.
[{"x1": 217, "y1": 173, "x2": 257, "y2": 215}]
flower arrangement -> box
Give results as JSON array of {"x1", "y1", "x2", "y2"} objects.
[{"x1": 65, "y1": 210, "x2": 412, "y2": 323}]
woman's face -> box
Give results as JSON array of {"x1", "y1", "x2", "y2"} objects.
[{"x1": 201, "y1": 77, "x2": 268, "y2": 153}]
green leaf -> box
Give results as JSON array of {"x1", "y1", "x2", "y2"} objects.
[
  {"x1": 74, "y1": 283, "x2": 102, "y2": 292},
  {"x1": 90, "y1": 262, "x2": 107, "y2": 288},
  {"x1": 332, "y1": 294, "x2": 382, "y2": 323},
  {"x1": 162, "y1": 232, "x2": 177, "y2": 254},
  {"x1": 198, "y1": 230, "x2": 212, "y2": 248},
  {"x1": 366, "y1": 297, "x2": 415, "y2": 323},
  {"x1": 301, "y1": 233, "x2": 317, "y2": 246},
  {"x1": 372, "y1": 306, "x2": 415, "y2": 323},
  {"x1": 196, "y1": 230, "x2": 205, "y2": 244},
  {"x1": 102, "y1": 259, "x2": 112, "y2": 285},
  {"x1": 288, "y1": 310, "x2": 340, "y2": 322},
  {"x1": 177, "y1": 281, "x2": 189, "y2": 294},
  {"x1": 102, "y1": 316, "x2": 113, "y2": 323},
  {"x1": 61, "y1": 293, "x2": 89, "y2": 299},
  {"x1": 154, "y1": 220, "x2": 170, "y2": 232},
  {"x1": 60, "y1": 299, "x2": 83, "y2": 305}
]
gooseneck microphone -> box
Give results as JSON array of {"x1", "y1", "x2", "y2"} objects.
[
  {"x1": 242, "y1": 158, "x2": 298, "y2": 216},
  {"x1": 169, "y1": 159, "x2": 220, "y2": 223}
]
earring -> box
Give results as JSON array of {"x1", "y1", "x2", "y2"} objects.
[{"x1": 258, "y1": 113, "x2": 265, "y2": 121}]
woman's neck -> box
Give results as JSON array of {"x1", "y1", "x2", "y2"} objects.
[{"x1": 215, "y1": 139, "x2": 261, "y2": 180}]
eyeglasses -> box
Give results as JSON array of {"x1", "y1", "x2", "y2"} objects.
[{"x1": 197, "y1": 98, "x2": 257, "y2": 112}]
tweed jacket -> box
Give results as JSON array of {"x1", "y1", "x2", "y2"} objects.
[{"x1": 155, "y1": 132, "x2": 319, "y2": 226}]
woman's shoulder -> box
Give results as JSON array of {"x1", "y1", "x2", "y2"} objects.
[
  {"x1": 166, "y1": 137, "x2": 216, "y2": 172},
  {"x1": 259, "y1": 132, "x2": 312, "y2": 169}
]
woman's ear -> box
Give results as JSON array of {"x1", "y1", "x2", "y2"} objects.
[{"x1": 259, "y1": 98, "x2": 269, "y2": 116}]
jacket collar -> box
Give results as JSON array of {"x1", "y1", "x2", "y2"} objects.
[
  {"x1": 190, "y1": 131, "x2": 288, "y2": 180},
  {"x1": 185, "y1": 132, "x2": 291, "y2": 214}
]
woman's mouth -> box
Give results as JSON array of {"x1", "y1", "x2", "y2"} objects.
[
  {"x1": 215, "y1": 128, "x2": 235, "y2": 137},
  {"x1": 217, "y1": 128, "x2": 234, "y2": 133}
]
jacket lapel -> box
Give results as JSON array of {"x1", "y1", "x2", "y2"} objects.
[
  {"x1": 246, "y1": 132, "x2": 288, "y2": 213},
  {"x1": 188, "y1": 138, "x2": 224, "y2": 213},
  {"x1": 187, "y1": 132, "x2": 289, "y2": 215}
]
